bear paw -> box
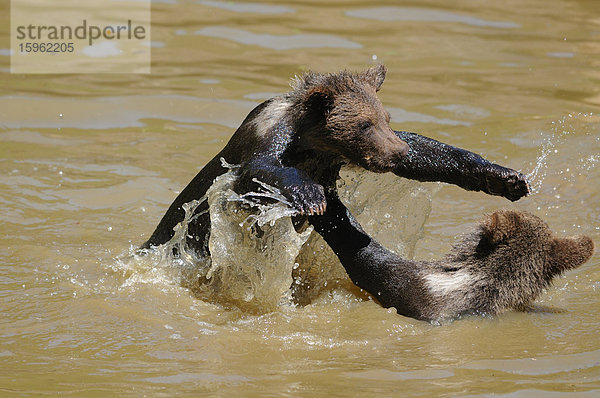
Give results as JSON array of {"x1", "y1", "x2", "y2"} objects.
[
  {"x1": 483, "y1": 164, "x2": 530, "y2": 202},
  {"x1": 282, "y1": 182, "x2": 327, "y2": 215}
]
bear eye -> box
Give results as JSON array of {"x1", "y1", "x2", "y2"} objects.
[{"x1": 359, "y1": 121, "x2": 372, "y2": 132}]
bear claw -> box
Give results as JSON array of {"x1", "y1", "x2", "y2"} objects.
[{"x1": 283, "y1": 181, "x2": 327, "y2": 216}]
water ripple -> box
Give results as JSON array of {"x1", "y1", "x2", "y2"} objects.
[
  {"x1": 195, "y1": 26, "x2": 362, "y2": 50},
  {"x1": 198, "y1": 0, "x2": 294, "y2": 14},
  {"x1": 388, "y1": 107, "x2": 471, "y2": 127},
  {"x1": 346, "y1": 7, "x2": 520, "y2": 29}
]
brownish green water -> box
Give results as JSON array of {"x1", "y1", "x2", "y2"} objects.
[{"x1": 1, "y1": 1, "x2": 599, "y2": 396}]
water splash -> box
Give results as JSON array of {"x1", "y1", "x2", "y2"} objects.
[
  {"x1": 338, "y1": 166, "x2": 439, "y2": 259},
  {"x1": 292, "y1": 167, "x2": 440, "y2": 304},
  {"x1": 200, "y1": 169, "x2": 311, "y2": 312},
  {"x1": 526, "y1": 114, "x2": 577, "y2": 194},
  {"x1": 526, "y1": 130, "x2": 561, "y2": 195},
  {"x1": 116, "y1": 160, "x2": 311, "y2": 312},
  {"x1": 527, "y1": 113, "x2": 600, "y2": 194},
  {"x1": 118, "y1": 163, "x2": 439, "y2": 313},
  {"x1": 525, "y1": 112, "x2": 599, "y2": 224}
]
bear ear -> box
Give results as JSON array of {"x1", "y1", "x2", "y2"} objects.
[
  {"x1": 363, "y1": 64, "x2": 387, "y2": 92},
  {"x1": 551, "y1": 235, "x2": 595, "y2": 272},
  {"x1": 480, "y1": 210, "x2": 520, "y2": 246},
  {"x1": 306, "y1": 86, "x2": 333, "y2": 113}
]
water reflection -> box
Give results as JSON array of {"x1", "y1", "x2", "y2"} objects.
[
  {"x1": 0, "y1": 95, "x2": 256, "y2": 129},
  {"x1": 194, "y1": 26, "x2": 362, "y2": 50},
  {"x1": 198, "y1": 0, "x2": 294, "y2": 14},
  {"x1": 388, "y1": 106, "x2": 470, "y2": 126},
  {"x1": 1, "y1": 0, "x2": 599, "y2": 395},
  {"x1": 346, "y1": 7, "x2": 520, "y2": 29}
]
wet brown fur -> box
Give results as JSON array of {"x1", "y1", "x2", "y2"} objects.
[
  {"x1": 439, "y1": 210, "x2": 595, "y2": 318},
  {"x1": 310, "y1": 194, "x2": 595, "y2": 322},
  {"x1": 288, "y1": 65, "x2": 408, "y2": 172}
]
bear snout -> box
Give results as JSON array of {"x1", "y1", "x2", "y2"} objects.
[
  {"x1": 390, "y1": 133, "x2": 410, "y2": 157},
  {"x1": 574, "y1": 235, "x2": 595, "y2": 263},
  {"x1": 383, "y1": 130, "x2": 410, "y2": 164},
  {"x1": 359, "y1": 127, "x2": 410, "y2": 172},
  {"x1": 551, "y1": 235, "x2": 595, "y2": 272},
  {"x1": 375, "y1": 125, "x2": 409, "y2": 157}
]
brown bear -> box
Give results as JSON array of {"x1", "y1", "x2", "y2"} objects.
[
  {"x1": 309, "y1": 192, "x2": 595, "y2": 322},
  {"x1": 141, "y1": 65, "x2": 529, "y2": 260}
]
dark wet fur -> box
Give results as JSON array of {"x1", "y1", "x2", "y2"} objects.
[{"x1": 141, "y1": 65, "x2": 530, "y2": 264}]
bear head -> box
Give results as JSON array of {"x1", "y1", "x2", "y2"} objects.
[
  {"x1": 291, "y1": 64, "x2": 409, "y2": 172},
  {"x1": 472, "y1": 209, "x2": 595, "y2": 311}
]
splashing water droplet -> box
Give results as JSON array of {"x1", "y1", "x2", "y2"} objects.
[{"x1": 526, "y1": 113, "x2": 599, "y2": 195}]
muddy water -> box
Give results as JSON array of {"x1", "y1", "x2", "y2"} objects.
[{"x1": 1, "y1": 0, "x2": 600, "y2": 396}]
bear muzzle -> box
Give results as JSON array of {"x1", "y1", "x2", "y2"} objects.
[
  {"x1": 389, "y1": 132, "x2": 410, "y2": 158},
  {"x1": 361, "y1": 127, "x2": 410, "y2": 172}
]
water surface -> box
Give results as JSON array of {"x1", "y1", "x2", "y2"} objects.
[{"x1": 1, "y1": 0, "x2": 599, "y2": 396}]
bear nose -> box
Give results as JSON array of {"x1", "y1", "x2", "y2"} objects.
[
  {"x1": 398, "y1": 139, "x2": 409, "y2": 157},
  {"x1": 388, "y1": 129, "x2": 409, "y2": 157}
]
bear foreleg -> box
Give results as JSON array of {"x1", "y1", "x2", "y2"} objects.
[{"x1": 393, "y1": 131, "x2": 530, "y2": 201}]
